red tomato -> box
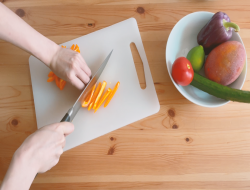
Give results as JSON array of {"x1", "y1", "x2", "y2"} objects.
[{"x1": 172, "y1": 57, "x2": 194, "y2": 86}]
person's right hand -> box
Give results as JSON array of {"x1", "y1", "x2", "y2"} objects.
[
  {"x1": 49, "y1": 46, "x2": 92, "y2": 90},
  {"x1": 15, "y1": 122, "x2": 74, "y2": 173}
]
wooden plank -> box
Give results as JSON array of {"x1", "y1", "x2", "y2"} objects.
[{"x1": 29, "y1": 181, "x2": 250, "y2": 190}]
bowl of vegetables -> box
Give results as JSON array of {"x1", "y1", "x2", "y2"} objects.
[{"x1": 166, "y1": 11, "x2": 247, "y2": 107}]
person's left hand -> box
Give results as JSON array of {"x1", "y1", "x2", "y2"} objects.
[{"x1": 49, "y1": 46, "x2": 92, "y2": 90}]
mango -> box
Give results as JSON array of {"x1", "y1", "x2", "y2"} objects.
[{"x1": 204, "y1": 41, "x2": 246, "y2": 86}]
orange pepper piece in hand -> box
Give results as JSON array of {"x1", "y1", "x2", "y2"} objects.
[
  {"x1": 82, "y1": 84, "x2": 96, "y2": 107},
  {"x1": 104, "y1": 82, "x2": 120, "y2": 107},
  {"x1": 93, "y1": 81, "x2": 107, "y2": 110},
  {"x1": 94, "y1": 88, "x2": 112, "y2": 113}
]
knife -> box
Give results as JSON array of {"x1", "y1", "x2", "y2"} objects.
[
  {"x1": 60, "y1": 50, "x2": 113, "y2": 122},
  {"x1": 36, "y1": 51, "x2": 113, "y2": 178}
]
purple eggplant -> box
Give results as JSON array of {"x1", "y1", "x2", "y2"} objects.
[{"x1": 197, "y1": 12, "x2": 240, "y2": 55}]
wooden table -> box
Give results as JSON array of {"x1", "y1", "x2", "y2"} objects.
[{"x1": 1, "y1": 0, "x2": 250, "y2": 189}]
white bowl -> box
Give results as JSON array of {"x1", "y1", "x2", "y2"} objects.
[{"x1": 166, "y1": 11, "x2": 247, "y2": 108}]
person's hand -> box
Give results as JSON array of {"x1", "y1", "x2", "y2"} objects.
[
  {"x1": 0, "y1": 122, "x2": 74, "y2": 190},
  {"x1": 15, "y1": 122, "x2": 74, "y2": 173},
  {"x1": 49, "y1": 46, "x2": 92, "y2": 90}
]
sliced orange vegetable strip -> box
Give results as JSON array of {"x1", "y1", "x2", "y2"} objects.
[
  {"x1": 55, "y1": 76, "x2": 60, "y2": 88},
  {"x1": 94, "y1": 88, "x2": 112, "y2": 113},
  {"x1": 88, "y1": 82, "x2": 102, "y2": 110},
  {"x1": 59, "y1": 79, "x2": 64, "y2": 90},
  {"x1": 93, "y1": 81, "x2": 107, "y2": 110},
  {"x1": 74, "y1": 45, "x2": 79, "y2": 50},
  {"x1": 104, "y1": 81, "x2": 120, "y2": 107},
  {"x1": 47, "y1": 77, "x2": 55, "y2": 82},
  {"x1": 61, "y1": 80, "x2": 66, "y2": 90},
  {"x1": 61, "y1": 45, "x2": 66, "y2": 48},
  {"x1": 82, "y1": 84, "x2": 96, "y2": 107},
  {"x1": 70, "y1": 44, "x2": 75, "y2": 50},
  {"x1": 74, "y1": 45, "x2": 80, "y2": 53},
  {"x1": 88, "y1": 102, "x2": 94, "y2": 111},
  {"x1": 48, "y1": 71, "x2": 54, "y2": 77}
]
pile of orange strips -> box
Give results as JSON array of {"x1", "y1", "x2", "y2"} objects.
[
  {"x1": 47, "y1": 44, "x2": 80, "y2": 90},
  {"x1": 82, "y1": 81, "x2": 120, "y2": 113}
]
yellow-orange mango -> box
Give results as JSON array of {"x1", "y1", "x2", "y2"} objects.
[{"x1": 204, "y1": 41, "x2": 246, "y2": 86}]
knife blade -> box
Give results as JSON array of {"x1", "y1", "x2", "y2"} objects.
[{"x1": 60, "y1": 50, "x2": 113, "y2": 122}]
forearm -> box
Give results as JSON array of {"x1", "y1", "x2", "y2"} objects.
[
  {"x1": 0, "y1": 151, "x2": 38, "y2": 190},
  {"x1": 0, "y1": 3, "x2": 59, "y2": 66}
]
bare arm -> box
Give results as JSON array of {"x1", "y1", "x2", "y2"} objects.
[
  {"x1": 0, "y1": 123, "x2": 74, "y2": 190},
  {"x1": 0, "y1": 2, "x2": 91, "y2": 89}
]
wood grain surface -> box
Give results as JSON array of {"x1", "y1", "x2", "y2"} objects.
[{"x1": 1, "y1": 0, "x2": 250, "y2": 189}]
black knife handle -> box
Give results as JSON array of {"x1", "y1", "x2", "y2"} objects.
[{"x1": 60, "y1": 113, "x2": 71, "y2": 122}]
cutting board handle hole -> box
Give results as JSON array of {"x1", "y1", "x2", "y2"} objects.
[{"x1": 130, "y1": 42, "x2": 146, "y2": 89}]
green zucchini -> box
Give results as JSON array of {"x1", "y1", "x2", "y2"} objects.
[{"x1": 190, "y1": 73, "x2": 250, "y2": 103}]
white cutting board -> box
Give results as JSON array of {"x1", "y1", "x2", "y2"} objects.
[{"x1": 29, "y1": 18, "x2": 160, "y2": 151}]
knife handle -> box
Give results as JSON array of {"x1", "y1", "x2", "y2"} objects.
[{"x1": 60, "y1": 113, "x2": 71, "y2": 122}]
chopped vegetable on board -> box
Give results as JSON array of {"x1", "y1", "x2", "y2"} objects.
[
  {"x1": 82, "y1": 84, "x2": 96, "y2": 107},
  {"x1": 82, "y1": 81, "x2": 120, "y2": 113},
  {"x1": 47, "y1": 77, "x2": 55, "y2": 82},
  {"x1": 93, "y1": 81, "x2": 107, "y2": 110},
  {"x1": 104, "y1": 81, "x2": 120, "y2": 107},
  {"x1": 88, "y1": 82, "x2": 102, "y2": 110},
  {"x1": 94, "y1": 88, "x2": 112, "y2": 113}
]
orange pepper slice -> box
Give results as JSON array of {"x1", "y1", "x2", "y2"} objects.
[
  {"x1": 74, "y1": 44, "x2": 79, "y2": 50},
  {"x1": 104, "y1": 81, "x2": 120, "y2": 107},
  {"x1": 82, "y1": 84, "x2": 96, "y2": 107},
  {"x1": 55, "y1": 76, "x2": 60, "y2": 88},
  {"x1": 70, "y1": 44, "x2": 80, "y2": 53},
  {"x1": 94, "y1": 88, "x2": 112, "y2": 113},
  {"x1": 88, "y1": 82, "x2": 102, "y2": 110},
  {"x1": 74, "y1": 44, "x2": 80, "y2": 53},
  {"x1": 93, "y1": 81, "x2": 107, "y2": 110},
  {"x1": 59, "y1": 79, "x2": 64, "y2": 90},
  {"x1": 47, "y1": 76, "x2": 55, "y2": 82},
  {"x1": 61, "y1": 45, "x2": 66, "y2": 48},
  {"x1": 70, "y1": 44, "x2": 75, "y2": 50},
  {"x1": 60, "y1": 80, "x2": 66, "y2": 90},
  {"x1": 48, "y1": 71, "x2": 54, "y2": 77}
]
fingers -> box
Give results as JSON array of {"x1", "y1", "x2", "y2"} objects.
[
  {"x1": 58, "y1": 122, "x2": 75, "y2": 136},
  {"x1": 79, "y1": 55, "x2": 92, "y2": 77},
  {"x1": 76, "y1": 67, "x2": 90, "y2": 84},
  {"x1": 56, "y1": 147, "x2": 64, "y2": 157},
  {"x1": 71, "y1": 76, "x2": 86, "y2": 90},
  {"x1": 62, "y1": 139, "x2": 66, "y2": 148}
]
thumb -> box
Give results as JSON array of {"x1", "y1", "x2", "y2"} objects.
[{"x1": 59, "y1": 122, "x2": 74, "y2": 136}]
